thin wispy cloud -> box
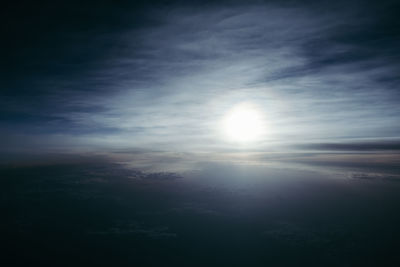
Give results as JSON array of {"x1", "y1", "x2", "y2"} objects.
[{"x1": 1, "y1": 1, "x2": 399, "y2": 155}]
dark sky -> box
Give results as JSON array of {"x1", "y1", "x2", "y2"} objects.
[
  {"x1": 2, "y1": 1, "x2": 400, "y2": 266},
  {"x1": 1, "y1": 0, "x2": 400, "y2": 158}
]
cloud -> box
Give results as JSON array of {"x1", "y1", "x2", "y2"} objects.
[
  {"x1": 298, "y1": 141, "x2": 400, "y2": 151},
  {"x1": 262, "y1": 222, "x2": 333, "y2": 247},
  {"x1": 1, "y1": 0, "x2": 399, "y2": 156},
  {"x1": 88, "y1": 220, "x2": 177, "y2": 239},
  {"x1": 347, "y1": 172, "x2": 400, "y2": 182}
]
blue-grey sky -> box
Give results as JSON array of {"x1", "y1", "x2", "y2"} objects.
[
  {"x1": 1, "y1": 0, "x2": 400, "y2": 158},
  {"x1": 2, "y1": 3, "x2": 400, "y2": 264}
]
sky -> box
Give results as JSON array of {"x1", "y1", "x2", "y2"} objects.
[
  {"x1": 2, "y1": 1, "x2": 400, "y2": 266},
  {"x1": 1, "y1": 0, "x2": 400, "y2": 161}
]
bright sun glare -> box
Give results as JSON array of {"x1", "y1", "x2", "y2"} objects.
[{"x1": 222, "y1": 103, "x2": 265, "y2": 143}]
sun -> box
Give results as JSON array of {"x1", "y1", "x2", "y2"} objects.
[{"x1": 222, "y1": 103, "x2": 265, "y2": 143}]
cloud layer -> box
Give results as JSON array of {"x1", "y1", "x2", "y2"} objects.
[{"x1": 1, "y1": 0, "x2": 399, "y2": 155}]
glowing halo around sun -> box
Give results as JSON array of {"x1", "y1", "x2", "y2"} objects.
[{"x1": 221, "y1": 103, "x2": 265, "y2": 143}]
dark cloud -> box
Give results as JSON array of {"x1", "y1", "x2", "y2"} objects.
[
  {"x1": 299, "y1": 141, "x2": 400, "y2": 151},
  {"x1": 88, "y1": 220, "x2": 177, "y2": 239},
  {"x1": 2, "y1": 161, "x2": 400, "y2": 266},
  {"x1": 348, "y1": 172, "x2": 400, "y2": 181},
  {"x1": 280, "y1": 152, "x2": 400, "y2": 175}
]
